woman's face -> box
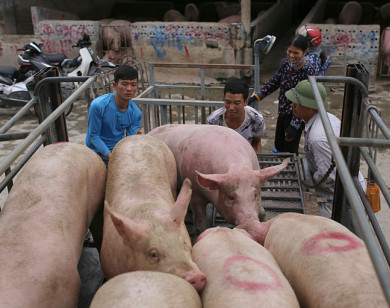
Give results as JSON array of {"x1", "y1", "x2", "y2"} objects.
[{"x1": 287, "y1": 45, "x2": 306, "y2": 64}]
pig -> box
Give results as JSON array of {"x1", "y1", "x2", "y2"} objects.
[
  {"x1": 192, "y1": 227, "x2": 300, "y2": 307},
  {"x1": 100, "y1": 135, "x2": 207, "y2": 291},
  {"x1": 148, "y1": 124, "x2": 289, "y2": 233},
  {"x1": 237, "y1": 213, "x2": 388, "y2": 307},
  {"x1": 0, "y1": 142, "x2": 106, "y2": 308},
  {"x1": 338, "y1": 1, "x2": 362, "y2": 24},
  {"x1": 379, "y1": 3, "x2": 390, "y2": 27},
  {"x1": 163, "y1": 9, "x2": 188, "y2": 22},
  {"x1": 185, "y1": 3, "x2": 199, "y2": 21},
  {"x1": 109, "y1": 19, "x2": 132, "y2": 50},
  {"x1": 214, "y1": 1, "x2": 241, "y2": 20},
  {"x1": 218, "y1": 15, "x2": 241, "y2": 23},
  {"x1": 100, "y1": 22, "x2": 122, "y2": 51},
  {"x1": 90, "y1": 271, "x2": 202, "y2": 308},
  {"x1": 380, "y1": 28, "x2": 390, "y2": 69}
]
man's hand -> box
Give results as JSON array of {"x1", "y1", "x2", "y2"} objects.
[
  {"x1": 285, "y1": 125, "x2": 297, "y2": 141},
  {"x1": 248, "y1": 93, "x2": 260, "y2": 107}
]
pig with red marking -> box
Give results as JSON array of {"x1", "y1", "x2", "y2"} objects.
[
  {"x1": 237, "y1": 212, "x2": 387, "y2": 307},
  {"x1": 148, "y1": 124, "x2": 289, "y2": 233},
  {"x1": 90, "y1": 271, "x2": 202, "y2": 308},
  {"x1": 0, "y1": 143, "x2": 107, "y2": 308},
  {"x1": 192, "y1": 227, "x2": 299, "y2": 307},
  {"x1": 100, "y1": 135, "x2": 206, "y2": 291}
]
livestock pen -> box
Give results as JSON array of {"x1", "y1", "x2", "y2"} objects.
[{"x1": 0, "y1": 62, "x2": 390, "y2": 305}]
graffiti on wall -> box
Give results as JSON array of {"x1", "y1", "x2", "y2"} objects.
[
  {"x1": 311, "y1": 24, "x2": 380, "y2": 78},
  {"x1": 132, "y1": 22, "x2": 236, "y2": 58},
  {"x1": 38, "y1": 22, "x2": 97, "y2": 55}
]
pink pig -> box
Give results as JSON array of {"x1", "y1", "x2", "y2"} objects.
[
  {"x1": 0, "y1": 143, "x2": 106, "y2": 308},
  {"x1": 237, "y1": 213, "x2": 387, "y2": 307},
  {"x1": 148, "y1": 124, "x2": 289, "y2": 233},
  {"x1": 192, "y1": 227, "x2": 300, "y2": 307},
  {"x1": 100, "y1": 135, "x2": 206, "y2": 291}
]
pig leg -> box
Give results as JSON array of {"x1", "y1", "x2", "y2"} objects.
[{"x1": 190, "y1": 194, "x2": 209, "y2": 235}]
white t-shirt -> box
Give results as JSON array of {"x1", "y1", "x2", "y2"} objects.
[{"x1": 207, "y1": 106, "x2": 266, "y2": 144}]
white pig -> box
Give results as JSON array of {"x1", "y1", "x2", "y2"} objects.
[
  {"x1": 148, "y1": 124, "x2": 289, "y2": 233},
  {"x1": 100, "y1": 135, "x2": 206, "y2": 291},
  {"x1": 192, "y1": 227, "x2": 300, "y2": 307},
  {"x1": 237, "y1": 213, "x2": 388, "y2": 307},
  {"x1": 90, "y1": 271, "x2": 202, "y2": 308},
  {"x1": 0, "y1": 142, "x2": 107, "y2": 308}
]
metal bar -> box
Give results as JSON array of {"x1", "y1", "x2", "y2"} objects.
[
  {"x1": 149, "y1": 62, "x2": 254, "y2": 70},
  {"x1": 353, "y1": 177, "x2": 390, "y2": 265},
  {"x1": 0, "y1": 131, "x2": 29, "y2": 141},
  {"x1": 317, "y1": 76, "x2": 390, "y2": 139},
  {"x1": 0, "y1": 77, "x2": 95, "y2": 175},
  {"x1": 337, "y1": 137, "x2": 390, "y2": 148},
  {"x1": 308, "y1": 76, "x2": 390, "y2": 303},
  {"x1": 134, "y1": 98, "x2": 224, "y2": 108},
  {"x1": 0, "y1": 136, "x2": 46, "y2": 193},
  {"x1": 360, "y1": 147, "x2": 390, "y2": 208},
  {"x1": 0, "y1": 96, "x2": 38, "y2": 134}
]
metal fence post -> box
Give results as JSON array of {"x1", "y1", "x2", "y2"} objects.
[
  {"x1": 34, "y1": 68, "x2": 68, "y2": 145},
  {"x1": 332, "y1": 64, "x2": 370, "y2": 231}
]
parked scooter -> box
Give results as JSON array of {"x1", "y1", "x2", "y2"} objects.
[
  {"x1": 0, "y1": 42, "x2": 49, "y2": 108},
  {"x1": 60, "y1": 33, "x2": 116, "y2": 102},
  {"x1": 0, "y1": 34, "x2": 115, "y2": 111}
]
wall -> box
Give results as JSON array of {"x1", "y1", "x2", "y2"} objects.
[{"x1": 297, "y1": 0, "x2": 380, "y2": 81}]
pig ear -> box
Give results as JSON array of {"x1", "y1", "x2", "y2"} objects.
[
  {"x1": 196, "y1": 171, "x2": 225, "y2": 190},
  {"x1": 169, "y1": 178, "x2": 192, "y2": 225},
  {"x1": 106, "y1": 202, "x2": 152, "y2": 245},
  {"x1": 256, "y1": 158, "x2": 289, "y2": 183}
]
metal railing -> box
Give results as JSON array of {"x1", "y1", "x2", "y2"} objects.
[
  {"x1": 134, "y1": 62, "x2": 258, "y2": 133},
  {"x1": 307, "y1": 74, "x2": 390, "y2": 304},
  {"x1": 0, "y1": 69, "x2": 114, "y2": 195}
]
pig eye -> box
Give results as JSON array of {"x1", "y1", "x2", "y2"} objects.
[{"x1": 148, "y1": 249, "x2": 160, "y2": 264}]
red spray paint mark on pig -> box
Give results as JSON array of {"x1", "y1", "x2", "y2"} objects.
[
  {"x1": 223, "y1": 255, "x2": 282, "y2": 291},
  {"x1": 302, "y1": 231, "x2": 364, "y2": 256}
]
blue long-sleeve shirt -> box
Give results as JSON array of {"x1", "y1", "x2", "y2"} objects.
[
  {"x1": 85, "y1": 93, "x2": 142, "y2": 156},
  {"x1": 305, "y1": 53, "x2": 331, "y2": 76},
  {"x1": 256, "y1": 59, "x2": 315, "y2": 129}
]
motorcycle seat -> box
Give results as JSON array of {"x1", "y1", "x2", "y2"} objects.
[
  {"x1": 44, "y1": 54, "x2": 67, "y2": 65},
  {"x1": 0, "y1": 66, "x2": 17, "y2": 76}
]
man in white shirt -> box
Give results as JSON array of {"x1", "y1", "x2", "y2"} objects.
[
  {"x1": 207, "y1": 79, "x2": 266, "y2": 153},
  {"x1": 286, "y1": 80, "x2": 365, "y2": 218}
]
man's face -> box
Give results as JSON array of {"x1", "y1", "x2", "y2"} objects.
[
  {"x1": 292, "y1": 102, "x2": 315, "y2": 122},
  {"x1": 113, "y1": 78, "x2": 138, "y2": 102},
  {"x1": 224, "y1": 92, "x2": 247, "y2": 120}
]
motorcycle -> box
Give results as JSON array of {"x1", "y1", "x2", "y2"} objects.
[
  {"x1": 0, "y1": 34, "x2": 115, "y2": 112},
  {"x1": 0, "y1": 41, "x2": 48, "y2": 108},
  {"x1": 59, "y1": 33, "x2": 116, "y2": 103}
]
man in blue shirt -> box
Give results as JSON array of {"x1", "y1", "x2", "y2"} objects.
[{"x1": 85, "y1": 65, "x2": 142, "y2": 166}]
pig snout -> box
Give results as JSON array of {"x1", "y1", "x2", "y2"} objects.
[{"x1": 185, "y1": 270, "x2": 207, "y2": 292}]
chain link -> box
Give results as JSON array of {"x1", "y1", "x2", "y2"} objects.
[{"x1": 301, "y1": 160, "x2": 336, "y2": 188}]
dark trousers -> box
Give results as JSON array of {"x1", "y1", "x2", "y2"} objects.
[{"x1": 274, "y1": 114, "x2": 304, "y2": 155}]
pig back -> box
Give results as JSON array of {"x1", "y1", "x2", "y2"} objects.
[
  {"x1": 192, "y1": 227, "x2": 300, "y2": 307},
  {"x1": 0, "y1": 142, "x2": 107, "y2": 308},
  {"x1": 90, "y1": 271, "x2": 202, "y2": 308},
  {"x1": 105, "y1": 134, "x2": 177, "y2": 205},
  {"x1": 264, "y1": 212, "x2": 387, "y2": 307},
  {"x1": 148, "y1": 124, "x2": 259, "y2": 176}
]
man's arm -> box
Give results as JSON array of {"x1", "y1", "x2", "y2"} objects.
[
  {"x1": 87, "y1": 104, "x2": 111, "y2": 156},
  {"x1": 251, "y1": 135, "x2": 262, "y2": 153}
]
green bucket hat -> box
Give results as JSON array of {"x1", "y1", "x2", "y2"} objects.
[{"x1": 285, "y1": 80, "x2": 329, "y2": 111}]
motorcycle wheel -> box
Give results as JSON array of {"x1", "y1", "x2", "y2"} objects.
[{"x1": 85, "y1": 67, "x2": 115, "y2": 107}]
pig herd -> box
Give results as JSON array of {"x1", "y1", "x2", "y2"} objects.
[{"x1": 0, "y1": 124, "x2": 387, "y2": 307}]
